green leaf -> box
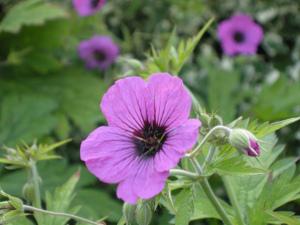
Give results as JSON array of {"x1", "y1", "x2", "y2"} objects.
[
  {"x1": 174, "y1": 189, "x2": 193, "y2": 225},
  {"x1": 0, "y1": 69, "x2": 107, "y2": 145},
  {"x1": 208, "y1": 69, "x2": 240, "y2": 122},
  {"x1": 142, "y1": 18, "x2": 214, "y2": 75},
  {"x1": 251, "y1": 77, "x2": 300, "y2": 121},
  {"x1": 0, "y1": 95, "x2": 58, "y2": 146},
  {"x1": 267, "y1": 211, "x2": 300, "y2": 225},
  {"x1": 7, "y1": 217, "x2": 33, "y2": 225},
  {"x1": 37, "y1": 171, "x2": 81, "y2": 225},
  {"x1": 250, "y1": 117, "x2": 300, "y2": 138},
  {"x1": 210, "y1": 156, "x2": 267, "y2": 176},
  {"x1": 0, "y1": 0, "x2": 67, "y2": 33},
  {"x1": 73, "y1": 189, "x2": 123, "y2": 222}
]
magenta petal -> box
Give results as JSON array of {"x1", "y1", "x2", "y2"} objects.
[
  {"x1": 117, "y1": 177, "x2": 138, "y2": 204},
  {"x1": 80, "y1": 126, "x2": 138, "y2": 183},
  {"x1": 154, "y1": 146, "x2": 183, "y2": 172},
  {"x1": 133, "y1": 159, "x2": 169, "y2": 199},
  {"x1": 80, "y1": 126, "x2": 133, "y2": 161},
  {"x1": 101, "y1": 76, "x2": 149, "y2": 132},
  {"x1": 166, "y1": 119, "x2": 201, "y2": 153},
  {"x1": 147, "y1": 73, "x2": 192, "y2": 128}
]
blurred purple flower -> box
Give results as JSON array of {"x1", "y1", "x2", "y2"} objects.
[
  {"x1": 217, "y1": 13, "x2": 263, "y2": 56},
  {"x1": 80, "y1": 73, "x2": 201, "y2": 203},
  {"x1": 78, "y1": 36, "x2": 119, "y2": 71},
  {"x1": 73, "y1": 0, "x2": 105, "y2": 17}
]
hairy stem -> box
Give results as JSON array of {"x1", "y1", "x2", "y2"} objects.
[
  {"x1": 188, "y1": 125, "x2": 232, "y2": 157},
  {"x1": 190, "y1": 157, "x2": 234, "y2": 225},
  {"x1": 202, "y1": 146, "x2": 217, "y2": 170},
  {"x1": 170, "y1": 169, "x2": 199, "y2": 179},
  {"x1": 29, "y1": 161, "x2": 41, "y2": 209},
  {"x1": 23, "y1": 205, "x2": 105, "y2": 225}
]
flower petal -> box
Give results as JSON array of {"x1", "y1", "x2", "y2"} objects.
[
  {"x1": 101, "y1": 76, "x2": 149, "y2": 132},
  {"x1": 80, "y1": 126, "x2": 133, "y2": 161},
  {"x1": 147, "y1": 73, "x2": 192, "y2": 128},
  {"x1": 133, "y1": 159, "x2": 169, "y2": 199},
  {"x1": 166, "y1": 119, "x2": 201, "y2": 153},
  {"x1": 117, "y1": 177, "x2": 139, "y2": 204},
  {"x1": 154, "y1": 146, "x2": 183, "y2": 172},
  {"x1": 80, "y1": 126, "x2": 138, "y2": 183}
]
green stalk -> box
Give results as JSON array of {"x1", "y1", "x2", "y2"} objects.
[
  {"x1": 170, "y1": 169, "x2": 199, "y2": 179},
  {"x1": 188, "y1": 125, "x2": 232, "y2": 157},
  {"x1": 29, "y1": 161, "x2": 41, "y2": 208},
  {"x1": 23, "y1": 205, "x2": 105, "y2": 225},
  {"x1": 190, "y1": 157, "x2": 234, "y2": 225}
]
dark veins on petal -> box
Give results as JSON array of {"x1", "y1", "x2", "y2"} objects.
[
  {"x1": 233, "y1": 31, "x2": 245, "y2": 43},
  {"x1": 90, "y1": 0, "x2": 99, "y2": 9},
  {"x1": 133, "y1": 121, "x2": 167, "y2": 158},
  {"x1": 93, "y1": 50, "x2": 107, "y2": 62}
]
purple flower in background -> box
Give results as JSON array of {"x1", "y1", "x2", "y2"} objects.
[
  {"x1": 73, "y1": 0, "x2": 105, "y2": 17},
  {"x1": 80, "y1": 73, "x2": 201, "y2": 203},
  {"x1": 217, "y1": 13, "x2": 263, "y2": 56},
  {"x1": 78, "y1": 36, "x2": 119, "y2": 71}
]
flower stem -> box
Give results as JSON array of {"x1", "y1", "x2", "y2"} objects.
[
  {"x1": 170, "y1": 169, "x2": 199, "y2": 179},
  {"x1": 188, "y1": 125, "x2": 232, "y2": 157},
  {"x1": 190, "y1": 157, "x2": 233, "y2": 225},
  {"x1": 199, "y1": 179, "x2": 233, "y2": 225},
  {"x1": 29, "y1": 161, "x2": 41, "y2": 208},
  {"x1": 202, "y1": 146, "x2": 216, "y2": 171},
  {"x1": 23, "y1": 205, "x2": 105, "y2": 225}
]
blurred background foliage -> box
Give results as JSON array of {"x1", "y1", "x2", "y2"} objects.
[{"x1": 0, "y1": 0, "x2": 299, "y2": 224}]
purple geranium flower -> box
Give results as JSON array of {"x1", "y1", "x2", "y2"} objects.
[
  {"x1": 217, "y1": 13, "x2": 263, "y2": 56},
  {"x1": 80, "y1": 73, "x2": 201, "y2": 203},
  {"x1": 73, "y1": 0, "x2": 105, "y2": 17},
  {"x1": 78, "y1": 36, "x2": 119, "y2": 71}
]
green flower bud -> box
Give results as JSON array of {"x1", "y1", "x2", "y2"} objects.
[
  {"x1": 135, "y1": 202, "x2": 153, "y2": 225},
  {"x1": 208, "y1": 114, "x2": 223, "y2": 128},
  {"x1": 229, "y1": 128, "x2": 260, "y2": 157},
  {"x1": 22, "y1": 182, "x2": 35, "y2": 202},
  {"x1": 123, "y1": 203, "x2": 137, "y2": 225}
]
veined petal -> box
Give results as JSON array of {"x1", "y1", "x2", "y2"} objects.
[
  {"x1": 154, "y1": 146, "x2": 183, "y2": 172},
  {"x1": 132, "y1": 159, "x2": 169, "y2": 199},
  {"x1": 80, "y1": 126, "x2": 138, "y2": 183},
  {"x1": 147, "y1": 73, "x2": 192, "y2": 128},
  {"x1": 117, "y1": 177, "x2": 138, "y2": 204},
  {"x1": 166, "y1": 119, "x2": 201, "y2": 153},
  {"x1": 101, "y1": 76, "x2": 149, "y2": 132}
]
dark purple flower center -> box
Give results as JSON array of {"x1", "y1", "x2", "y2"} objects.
[
  {"x1": 93, "y1": 50, "x2": 106, "y2": 62},
  {"x1": 90, "y1": 0, "x2": 99, "y2": 9},
  {"x1": 233, "y1": 31, "x2": 245, "y2": 43},
  {"x1": 133, "y1": 122, "x2": 167, "y2": 158}
]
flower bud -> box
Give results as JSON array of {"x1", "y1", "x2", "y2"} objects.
[
  {"x1": 123, "y1": 203, "x2": 137, "y2": 225},
  {"x1": 208, "y1": 114, "x2": 223, "y2": 128},
  {"x1": 22, "y1": 182, "x2": 35, "y2": 202},
  {"x1": 135, "y1": 202, "x2": 153, "y2": 225},
  {"x1": 229, "y1": 128, "x2": 260, "y2": 157}
]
